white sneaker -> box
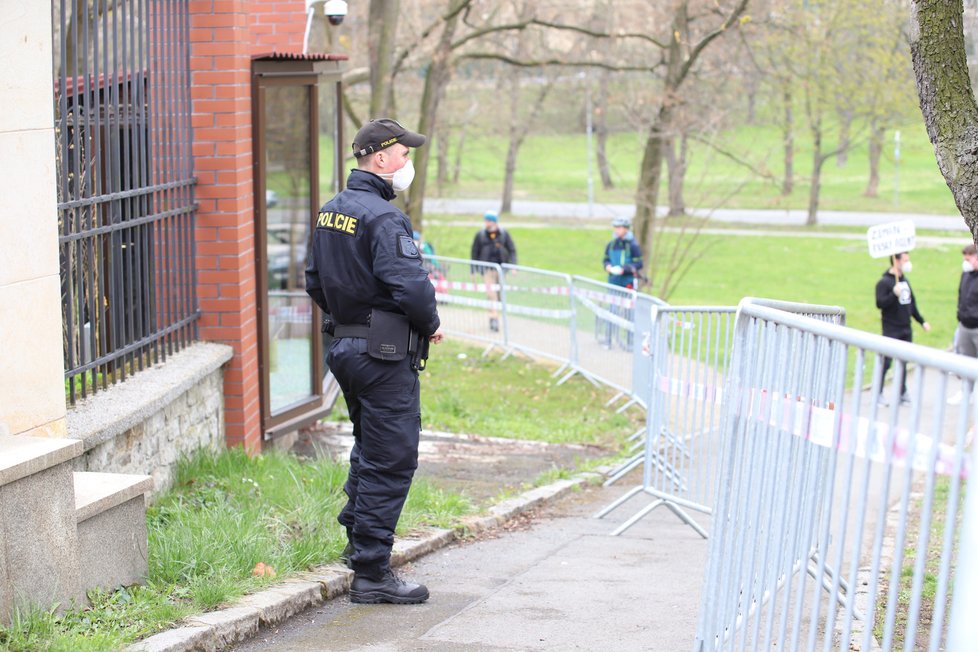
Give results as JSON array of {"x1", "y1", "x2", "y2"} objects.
[{"x1": 948, "y1": 391, "x2": 963, "y2": 406}]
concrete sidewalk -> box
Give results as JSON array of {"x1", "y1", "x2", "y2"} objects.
[
  {"x1": 231, "y1": 477, "x2": 709, "y2": 652},
  {"x1": 127, "y1": 470, "x2": 709, "y2": 652}
]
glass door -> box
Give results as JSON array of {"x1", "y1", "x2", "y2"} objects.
[
  {"x1": 253, "y1": 58, "x2": 342, "y2": 441},
  {"x1": 264, "y1": 83, "x2": 316, "y2": 414}
]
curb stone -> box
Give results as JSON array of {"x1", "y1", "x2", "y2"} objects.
[{"x1": 126, "y1": 469, "x2": 607, "y2": 652}]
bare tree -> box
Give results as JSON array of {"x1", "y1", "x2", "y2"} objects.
[
  {"x1": 781, "y1": 85, "x2": 794, "y2": 195},
  {"x1": 911, "y1": 0, "x2": 978, "y2": 241},
  {"x1": 632, "y1": 0, "x2": 750, "y2": 256},
  {"x1": 367, "y1": 0, "x2": 401, "y2": 117},
  {"x1": 595, "y1": 69, "x2": 615, "y2": 189},
  {"x1": 501, "y1": 67, "x2": 553, "y2": 212}
]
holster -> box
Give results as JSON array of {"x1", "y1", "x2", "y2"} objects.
[{"x1": 412, "y1": 335, "x2": 430, "y2": 371}]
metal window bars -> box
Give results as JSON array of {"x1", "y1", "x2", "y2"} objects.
[{"x1": 54, "y1": 0, "x2": 197, "y2": 404}]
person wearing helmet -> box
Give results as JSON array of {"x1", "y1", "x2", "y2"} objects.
[
  {"x1": 470, "y1": 210, "x2": 517, "y2": 332},
  {"x1": 603, "y1": 217, "x2": 643, "y2": 289}
]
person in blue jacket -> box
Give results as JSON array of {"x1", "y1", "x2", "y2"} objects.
[{"x1": 603, "y1": 217, "x2": 644, "y2": 289}]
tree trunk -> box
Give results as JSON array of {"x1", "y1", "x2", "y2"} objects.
[
  {"x1": 665, "y1": 135, "x2": 687, "y2": 217},
  {"x1": 404, "y1": 1, "x2": 463, "y2": 227},
  {"x1": 632, "y1": 0, "x2": 749, "y2": 281},
  {"x1": 635, "y1": 116, "x2": 667, "y2": 263},
  {"x1": 434, "y1": 81, "x2": 449, "y2": 193},
  {"x1": 452, "y1": 128, "x2": 466, "y2": 184},
  {"x1": 596, "y1": 69, "x2": 614, "y2": 189},
  {"x1": 746, "y1": 85, "x2": 757, "y2": 125},
  {"x1": 501, "y1": 68, "x2": 521, "y2": 214},
  {"x1": 782, "y1": 87, "x2": 794, "y2": 195},
  {"x1": 436, "y1": 122, "x2": 450, "y2": 193},
  {"x1": 865, "y1": 125, "x2": 884, "y2": 197},
  {"x1": 836, "y1": 109, "x2": 852, "y2": 167},
  {"x1": 807, "y1": 126, "x2": 823, "y2": 226},
  {"x1": 910, "y1": 0, "x2": 978, "y2": 241},
  {"x1": 367, "y1": 0, "x2": 400, "y2": 118},
  {"x1": 635, "y1": 5, "x2": 686, "y2": 259}
]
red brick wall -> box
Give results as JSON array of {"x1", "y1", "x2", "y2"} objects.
[
  {"x1": 249, "y1": 1, "x2": 307, "y2": 51},
  {"x1": 188, "y1": 0, "x2": 307, "y2": 453}
]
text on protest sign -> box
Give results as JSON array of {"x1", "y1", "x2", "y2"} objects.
[{"x1": 867, "y1": 220, "x2": 916, "y2": 258}]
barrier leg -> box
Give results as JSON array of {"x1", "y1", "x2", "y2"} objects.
[
  {"x1": 552, "y1": 362, "x2": 570, "y2": 378},
  {"x1": 603, "y1": 452, "x2": 643, "y2": 486},
  {"x1": 615, "y1": 398, "x2": 638, "y2": 414},
  {"x1": 605, "y1": 391, "x2": 624, "y2": 407},
  {"x1": 808, "y1": 554, "x2": 864, "y2": 621},
  {"x1": 593, "y1": 485, "x2": 644, "y2": 519},
  {"x1": 610, "y1": 498, "x2": 666, "y2": 536},
  {"x1": 663, "y1": 500, "x2": 709, "y2": 539}
]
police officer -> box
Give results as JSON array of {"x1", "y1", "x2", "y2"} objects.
[{"x1": 305, "y1": 118, "x2": 443, "y2": 604}]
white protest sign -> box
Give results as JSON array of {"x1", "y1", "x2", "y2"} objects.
[{"x1": 867, "y1": 220, "x2": 916, "y2": 258}]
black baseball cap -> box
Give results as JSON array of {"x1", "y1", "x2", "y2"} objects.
[{"x1": 352, "y1": 118, "x2": 426, "y2": 158}]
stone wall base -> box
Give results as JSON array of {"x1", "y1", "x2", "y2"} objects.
[{"x1": 66, "y1": 343, "x2": 234, "y2": 496}]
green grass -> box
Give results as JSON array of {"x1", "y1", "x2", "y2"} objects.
[
  {"x1": 422, "y1": 120, "x2": 959, "y2": 216},
  {"x1": 10, "y1": 342, "x2": 635, "y2": 651},
  {"x1": 421, "y1": 339, "x2": 642, "y2": 445},
  {"x1": 423, "y1": 222, "x2": 964, "y2": 351},
  {"x1": 873, "y1": 477, "x2": 962, "y2": 648},
  {"x1": 0, "y1": 448, "x2": 472, "y2": 652},
  {"x1": 328, "y1": 338, "x2": 644, "y2": 448}
]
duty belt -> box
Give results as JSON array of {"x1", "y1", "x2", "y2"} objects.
[{"x1": 331, "y1": 324, "x2": 370, "y2": 339}]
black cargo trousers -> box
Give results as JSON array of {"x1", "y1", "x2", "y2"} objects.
[{"x1": 327, "y1": 335, "x2": 421, "y2": 578}]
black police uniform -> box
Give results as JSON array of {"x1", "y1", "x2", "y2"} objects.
[{"x1": 305, "y1": 168, "x2": 439, "y2": 580}]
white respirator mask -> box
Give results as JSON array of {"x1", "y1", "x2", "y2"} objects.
[
  {"x1": 380, "y1": 159, "x2": 415, "y2": 192},
  {"x1": 900, "y1": 261, "x2": 913, "y2": 274},
  {"x1": 964, "y1": 260, "x2": 975, "y2": 273}
]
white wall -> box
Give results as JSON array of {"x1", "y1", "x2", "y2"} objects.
[{"x1": 0, "y1": 2, "x2": 67, "y2": 437}]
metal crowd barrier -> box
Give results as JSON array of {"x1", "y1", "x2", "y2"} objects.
[
  {"x1": 694, "y1": 299, "x2": 978, "y2": 651},
  {"x1": 427, "y1": 255, "x2": 507, "y2": 354},
  {"x1": 426, "y1": 254, "x2": 659, "y2": 407},
  {"x1": 570, "y1": 276, "x2": 637, "y2": 395},
  {"x1": 596, "y1": 306, "x2": 737, "y2": 535},
  {"x1": 499, "y1": 263, "x2": 575, "y2": 369}
]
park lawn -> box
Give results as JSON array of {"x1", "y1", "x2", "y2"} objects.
[
  {"x1": 423, "y1": 221, "x2": 964, "y2": 351},
  {"x1": 425, "y1": 120, "x2": 959, "y2": 216}
]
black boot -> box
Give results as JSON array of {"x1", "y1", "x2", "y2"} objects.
[
  {"x1": 339, "y1": 528, "x2": 354, "y2": 569},
  {"x1": 350, "y1": 569, "x2": 429, "y2": 604}
]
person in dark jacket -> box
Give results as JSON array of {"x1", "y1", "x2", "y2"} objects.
[
  {"x1": 470, "y1": 211, "x2": 517, "y2": 332},
  {"x1": 603, "y1": 217, "x2": 644, "y2": 289},
  {"x1": 305, "y1": 118, "x2": 442, "y2": 605},
  {"x1": 956, "y1": 244, "x2": 978, "y2": 352},
  {"x1": 875, "y1": 251, "x2": 930, "y2": 405},
  {"x1": 949, "y1": 244, "x2": 978, "y2": 404}
]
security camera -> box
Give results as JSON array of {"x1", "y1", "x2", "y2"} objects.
[{"x1": 323, "y1": 0, "x2": 347, "y2": 25}]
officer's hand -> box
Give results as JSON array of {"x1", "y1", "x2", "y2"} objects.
[
  {"x1": 429, "y1": 330, "x2": 444, "y2": 344},
  {"x1": 923, "y1": 322, "x2": 932, "y2": 332}
]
